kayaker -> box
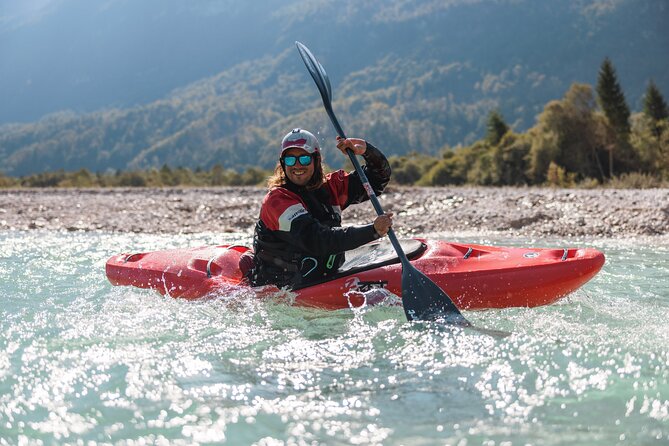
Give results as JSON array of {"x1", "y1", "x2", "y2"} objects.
[{"x1": 242, "y1": 128, "x2": 393, "y2": 288}]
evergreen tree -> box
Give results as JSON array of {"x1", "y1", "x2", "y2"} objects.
[
  {"x1": 643, "y1": 80, "x2": 669, "y2": 123},
  {"x1": 596, "y1": 58, "x2": 633, "y2": 177},
  {"x1": 485, "y1": 109, "x2": 509, "y2": 146},
  {"x1": 596, "y1": 58, "x2": 631, "y2": 136}
]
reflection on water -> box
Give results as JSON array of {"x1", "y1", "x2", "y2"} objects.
[{"x1": 0, "y1": 231, "x2": 667, "y2": 445}]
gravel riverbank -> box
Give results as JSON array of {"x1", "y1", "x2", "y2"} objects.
[{"x1": 1, "y1": 186, "x2": 667, "y2": 238}]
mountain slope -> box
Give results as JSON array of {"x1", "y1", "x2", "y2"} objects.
[{"x1": 1, "y1": 0, "x2": 667, "y2": 176}]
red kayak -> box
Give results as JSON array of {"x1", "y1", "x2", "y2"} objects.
[{"x1": 105, "y1": 239, "x2": 605, "y2": 310}]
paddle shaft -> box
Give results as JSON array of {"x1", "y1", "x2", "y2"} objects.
[
  {"x1": 295, "y1": 41, "x2": 473, "y2": 326},
  {"x1": 324, "y1": 107, "x2": 411, "y2": 268}
]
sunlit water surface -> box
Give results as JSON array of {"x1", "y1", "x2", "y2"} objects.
[{"x1": 0, "y1": 230, "x2": 667, "y2": 445}]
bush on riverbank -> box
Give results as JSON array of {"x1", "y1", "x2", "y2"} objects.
[
  {"x1": 1, "y1": 164, "x2": 666, "y2": 189},
  {"x1": 0, "y1": 165, "x2": 275, "y2": 189}
]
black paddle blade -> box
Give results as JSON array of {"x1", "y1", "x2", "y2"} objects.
[
  {"x1": 401, "y1": 263, "x2": 470, "y2": 326},
  {"x1": 296, "y1": 41, "x2": 332, "y2": 104},
  {"x1": 295, "y1": 41, "x2": 347, "y2": 138}
]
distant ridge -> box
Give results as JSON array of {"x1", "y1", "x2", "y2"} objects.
[{"x1": 1, "y1": 0, "x2": 667, "y2": 176}]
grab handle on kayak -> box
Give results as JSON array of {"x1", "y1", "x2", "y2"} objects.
[
  {"x1": 464, "y1": 247, "x2": 473, "y2": 259},
  {"x1": 206, "y1": 245, "x2": 248, "y2": 278},
  {"x1": 123, "y1": 253, "x2": 145, "y2": 263},
  {"x1": 206, "y1": 257, "x2": 215, "y2": 278},
  {"x1": 561, "y1": 249, "x2": 568, "y2": 261}
]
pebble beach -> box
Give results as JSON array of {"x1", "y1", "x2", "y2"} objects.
[{"x1": 1, "y1": 186, "x2": 667, "y2": 238}]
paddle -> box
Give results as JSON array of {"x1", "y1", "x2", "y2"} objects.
[{"x1": 295, "y1": 41, "x2": 471, "y2": 326}]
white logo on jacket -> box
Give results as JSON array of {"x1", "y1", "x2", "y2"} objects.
[{"x1": 278, "y1": 204, "x2": 308, "y2": 232}]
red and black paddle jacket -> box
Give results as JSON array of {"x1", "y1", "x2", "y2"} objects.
[{"x1": 250, "y1": 143, "x2": 391, "y2": 288}]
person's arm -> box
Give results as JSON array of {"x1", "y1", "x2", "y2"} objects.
[
  {"x1": 360, "y1": 142, "x2": 392, "y2": 195},
  {"x1": 334, "y1": 139, "x2": 391, "y2": 207},
  {"x1": 275, "y1": 214, "x2": 380, "y2": 256},
  {"x1": 260, "y1": 188, "x2": 381, "y2": 256}
]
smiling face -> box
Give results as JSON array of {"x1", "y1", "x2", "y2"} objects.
[{"x1": 282, "y1": 147, "x2": 315, "y2": 187}]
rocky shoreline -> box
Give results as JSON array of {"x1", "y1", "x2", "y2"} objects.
[{"x1": 1, "y1": 186, "x2": 667, "y2": 238}]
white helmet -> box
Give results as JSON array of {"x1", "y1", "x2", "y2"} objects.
[{"x1": 280, "y1": 128, "x2": 320, "y2": 157}]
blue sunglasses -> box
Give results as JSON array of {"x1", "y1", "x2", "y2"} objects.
[{"x1": 282, "y1": 154, "x2": 314, "y2": 167}]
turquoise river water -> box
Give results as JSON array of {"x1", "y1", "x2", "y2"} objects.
[{"x1": 0, "y1": 230, "x2": 668, "y2": 445}]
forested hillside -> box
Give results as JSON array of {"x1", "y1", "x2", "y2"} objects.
[{"x1": 1, "y1": 0, "x2": 667, "y2": 176}]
